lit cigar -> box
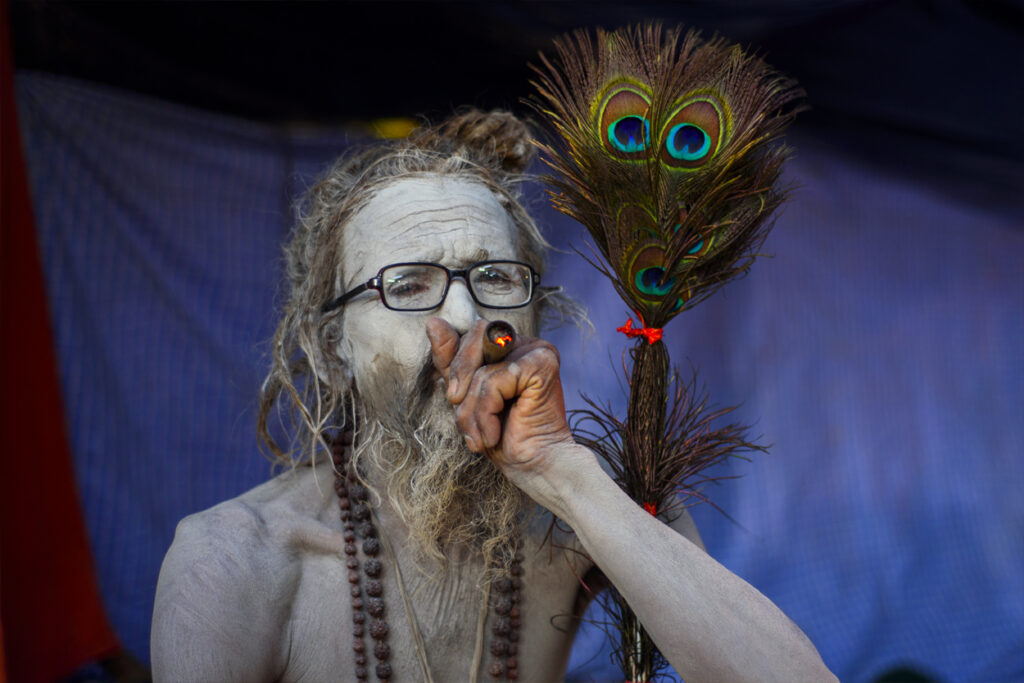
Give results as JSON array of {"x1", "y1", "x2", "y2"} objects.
[{"x1": 482, "y1": 320, "x2": 516, "y2": 365}]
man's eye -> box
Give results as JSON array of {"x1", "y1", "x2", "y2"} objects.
[
  {"x1": 474, "y1": 268, "x2": 515, "y2": 289},
  {"x1": 385, "y1": 274, "x2": 433, "y2": 299}
]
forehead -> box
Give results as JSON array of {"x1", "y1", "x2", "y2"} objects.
[{"x1": 342, "y1": 176, "x2": 518, "y2": 283}]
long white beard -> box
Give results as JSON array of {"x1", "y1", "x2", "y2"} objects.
[{"x1": 351, "y1": 356, "x2": 526, "y2": 573}]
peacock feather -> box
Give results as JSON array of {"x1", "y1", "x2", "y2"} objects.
[
  {"x1": 531, "y1": 22, "x2": 802, "y2": 329},
  {"x1": 530, "y1": 23, "x2": 801, "y2": 682}
]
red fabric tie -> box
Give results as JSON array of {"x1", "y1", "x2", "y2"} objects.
[{"x1": 617, "y1": 318, "x2": 663, "y2": 345}]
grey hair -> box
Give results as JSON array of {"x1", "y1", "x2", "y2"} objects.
[{"x1": 257, "y1": 110, "x2": 579, "y2": 466}]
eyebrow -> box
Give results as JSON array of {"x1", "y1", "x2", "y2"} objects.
[{"x1": 466, "y1": 248, "x2": 490, "y2": 264}]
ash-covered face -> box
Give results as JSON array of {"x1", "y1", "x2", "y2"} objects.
[
  {"x1": 338, "y1": 175, "x2": 537, "y2": 396},
  {"x1": 336, "y1": 175, "x2": 537, "y2": 566}
]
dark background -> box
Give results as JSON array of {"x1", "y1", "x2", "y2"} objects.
[{"x1": 11, "y1": 0, "x2": 1024, "y2": 208}]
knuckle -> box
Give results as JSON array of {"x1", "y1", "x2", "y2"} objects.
[{"x1": 530, "y1": 343, "x2": 560, "y2": 367}]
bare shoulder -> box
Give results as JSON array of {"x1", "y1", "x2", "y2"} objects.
[{"x1": 151, "y1": 466, "x2": 342, "y2": 682}]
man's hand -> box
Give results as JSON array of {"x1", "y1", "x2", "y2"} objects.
[{"x1": 426, "y1": 318, "x2": 584, "y2": 496}]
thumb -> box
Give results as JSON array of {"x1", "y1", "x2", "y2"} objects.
[{"x1": 425, "y1": 317, "x2": 460, "y2": 380}]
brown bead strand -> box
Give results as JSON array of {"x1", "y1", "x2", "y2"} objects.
[
  {"x1": 333, "y1": 432, "x2": 523, "y2": 681},
  {"x1": 489, "y1": 537, "x2": 523, "y2": 680},
  {"x1": 332, "y1": 434, "x2": 392, "y2": 682}
]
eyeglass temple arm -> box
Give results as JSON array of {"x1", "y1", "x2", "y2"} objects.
[{"x1": 321, "y1": 279, "x2": 375, "y2": 313}]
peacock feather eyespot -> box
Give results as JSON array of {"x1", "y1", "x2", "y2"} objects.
[
  {"x1": 682, "y1": 230, "x2": 715, "y2": 259},
  {"x1": 666, "y1": 124, "x2": 710, "y2": 161},
  {"x1": 625, "y1": 242, "x2": 682, "y2": 308},
  {"x1": 658, "y1": 95, "x2": 726, "y2": 169},
  {"x1": 635, "y1": 266, "x2": 675, "y2": 296},
  {"x1": 597, "y1": 82, "x2": 653, "y2": 160},
  {"x1": 608, "y1": 116, "x2": 649, "y2": 154}
]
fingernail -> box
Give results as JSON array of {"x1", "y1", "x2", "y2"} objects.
[
  {"x1": 464, "y1": 434, "x2": 476, "y2": 451},
  {"x1": 448, "y1": 377, "x2": 459, "y2": 397}
]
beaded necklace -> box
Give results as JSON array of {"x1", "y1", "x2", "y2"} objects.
[{"x1": 331, "y1": 436, "x2": 524, "y2": 681}]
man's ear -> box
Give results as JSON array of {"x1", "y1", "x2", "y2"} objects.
[{"x1": 306, "y1": 334, "x2": 354, "y2": 391}]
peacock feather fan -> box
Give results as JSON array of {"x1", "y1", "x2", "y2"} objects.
[
  {"x1": 530, "y1": 23, "x2": 802, "y2": 681},
  {"x1": 531, "y1": 23, "x2": 803, "y2": 329}
]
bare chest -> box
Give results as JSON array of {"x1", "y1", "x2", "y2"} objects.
[{"x1": 280, "y1": 541, "x2": 586, "y2": 682}]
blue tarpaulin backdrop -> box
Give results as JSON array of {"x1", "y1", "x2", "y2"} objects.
[{"x1": 15, "y1": 71, "x2": 1024, "y2": 682}]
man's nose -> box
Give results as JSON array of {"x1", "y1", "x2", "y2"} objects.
[{"x1": 437, "y1": 280, "x2": 480, "y2": 335}]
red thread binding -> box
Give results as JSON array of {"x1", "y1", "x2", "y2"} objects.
[{"x1": 616, "y1": 318, "x2": 663, "y2": 345}]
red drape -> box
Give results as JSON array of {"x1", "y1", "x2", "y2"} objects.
[{"x1": 1, "y1": 2, "x2": 121, "y2": 679}]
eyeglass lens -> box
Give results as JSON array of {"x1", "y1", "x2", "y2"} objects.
[{"x1": 380, "y1": 262, "x2": 532, "y2": 310}]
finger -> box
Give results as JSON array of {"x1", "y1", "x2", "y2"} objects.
[
  {"x1": 426, "y1": 317, "x2": 460, "y2": 382},
  {"x1": 454, "y1": 363, "x2": 510, "y2": 452},
  {"x1": 459, "y1": 342, "x2": 562, "y2": 451},
  {"x1": 445, "y1": 319, "x2": 489, "y2": 403}
]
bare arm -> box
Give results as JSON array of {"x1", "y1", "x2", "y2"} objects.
[
  {"x1": 428, "y1": 319, "x2": 837, "y2": 683},
  {"x1": 151, "y1": 503, "x2": 291, "y2": 682}
]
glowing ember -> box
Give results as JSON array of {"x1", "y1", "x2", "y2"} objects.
[{"x1": 494, "y1": 334, "x2": 512, "y2": 347}]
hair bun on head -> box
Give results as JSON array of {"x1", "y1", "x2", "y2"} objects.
[{"x1": 412, "y1": 109, "x2": 536, "y2": 175}]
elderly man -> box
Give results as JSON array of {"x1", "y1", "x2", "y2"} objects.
[{"x1": 151, "y1": 111, "x2": 835, "y2": 682}]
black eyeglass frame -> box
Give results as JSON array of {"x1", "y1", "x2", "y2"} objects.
[{"x1": 321, "y1": 260, "x2": 541, "y2": 313}]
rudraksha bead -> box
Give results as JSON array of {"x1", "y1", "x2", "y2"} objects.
[
  {"x1": 490, "y1": 640, "x2": 508, "y2": 656},
  {"x1": 346, "y1": 557, "x2": 359, "y2": 570},
  {"x1": 366, "y1": 579, "x2": 383, "y2": 597},
  {"x1": 506, "y1": 657, "x2": 518, "y2": 669},
  {"x1": 489, "y1": 661, "x2": 506, "y2": 677},
  {"x1": 511, "y1": 577, "x2": 522, "y2": 590},
  {"x1": 344, "y1": 543, "x2": 357, "y2": 556},
  {"x1": 353, "y1": 639, "x2": 365, "y2": 653},
  {"x1": 352, "y1": 504, "x2": 370, "y2": 521},
  {"x1": 352, "y1": 611, "x2": 365, "y2": 625},
  {"x1": 509, "y1": 564, "x2": 522, "y2": 576},
  {"x1": 369, "y1": 619, "x2": 389, "y2": 640},
  {"x1": 491, "y1": 617, "x2": 511, "y2": 636},
  {"x1": 363, "y1": 538, "x2": 381, "y2": 556},
  {"x1": 343, "y1": 529, "x2": 356, "y2": 542},
  {"x1": 338, "y1": 497, "x2": 351, "y2": 510},
  {"x1": 364, "y1": 558, "x2": 382, "y2": 577},
  {"x1": 355, "y1": 666, "x2": 367, "y2": 679},
  {"x1": 374, "y1": 641, "x2": 391, "y2": 660},
  {"x1": 508, "y1": 630, "x2": 520, "y2": 643},
  {"x1": 494, "y1": 597, "x2": 512, "y2": 615},
  {"x1": 350, "y1": 484, "x2": 368, "y2": 501},
  {"x1": 375, "y1": 662, "x2": 392, "y2": 679},
  {"x1": 507, "y1": 643, "x2": 518, "y2": 656},
  {"x1": 507, "y1": 670, "x2": 519, "y2": 680},
  {"x1": 352, "y1": 597, "x2": 364, "y2": 610},
  {"x1": 353, "y1": 624, "x2": 364, "y2": 637},
  {"x1": 348, "y1": 570, "x2": 361, "y2": 584},
  {"x1": 355, "y1": 653, "x2": 367, "y2": 666},
  {"x1": 495, "y1": 577, "x2": 513, "y2": 593},
  {"x1": 358, "y1": 521, "x2": 377, "y2": 538},
  {"x1": 367, "y1": 597, "x2": 385, "y2": 618},
  {"x1": 350, "y1": 585, "x2": 361, "y2": 598}
]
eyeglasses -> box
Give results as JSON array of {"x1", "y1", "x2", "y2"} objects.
[{"x1": 322, "y1": 260, "x2": 541, "y2": 313}]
